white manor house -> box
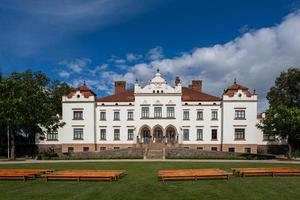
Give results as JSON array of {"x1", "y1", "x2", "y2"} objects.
[{"x1": 38, "y1": 69, "x2": 284, "y2": 154}]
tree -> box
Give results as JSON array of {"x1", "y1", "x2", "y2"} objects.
[
  {"x1": 259, "y1": 68, "x2": 300, "y2": 158},
  {"x1": 258, "y1": 106, "x2": 300, "y2": 158},
  {"x1": 267, "y1": 68, "x2": 300, "y2": 108},
  {"x1": 0, "y1": 70, "x2": 70, "y2": 159}
]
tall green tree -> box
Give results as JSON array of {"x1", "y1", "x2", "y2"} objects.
[
  {"x1": 0, "y1": 70, "x2": 70, "y2": 159},
  {"x1": 267, "y1": 68, "x2": 300, "y2": 108},
  {"x1": 259, "y1": 68, "x2": 300, "y2": 158}
]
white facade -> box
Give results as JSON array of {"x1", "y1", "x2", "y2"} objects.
[{"x1": 38, "y1": 70, "x2": 284, "y2": 154}]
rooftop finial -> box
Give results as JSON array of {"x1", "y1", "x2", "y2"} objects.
[
  {"x1": 157, "y1": 68, "x2": 160, "y2": 73},
  {"x1": 83, "y1": 80, "x2": 86, "y2": 86},
  {"x1": 253, "y1": 88, "x2": 256, "y2": 94},
  {"x1": 234, "y1": 78, "x2": 237, "y2": 84}
]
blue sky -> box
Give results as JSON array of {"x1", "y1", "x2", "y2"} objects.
[{"x1": 1, "y1": 0, "x2": 300, "y2": 112}]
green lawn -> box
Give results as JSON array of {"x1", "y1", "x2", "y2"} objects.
[{"x1": 0, "y1": 162, "x2": 300, "y2": 200}]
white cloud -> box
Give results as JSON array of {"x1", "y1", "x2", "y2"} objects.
[
  {"x1": 115, "y1": 59, "x2": 126, "y2": 64},
  {"x1": 147, "y1": 46, "x2": 164, "y2": 60},
  {"x1": 92, "y1": 11, "x2": 300, "y2": 112},
  {"x1": 59, "y1": 58, "x2": 90, "y2": 73},
  {"x1": 62, "y1": 11, "x2": 300, "y2": 112},
  {"x1": 89, "y1": 64, "x2": 108, "y2": 76},
  {"x1": 58, "y1": 70, "x2": 70, "y2": 78},
  {"x1": 126, "y1": 53, "x2": 143, "y2": 62}
]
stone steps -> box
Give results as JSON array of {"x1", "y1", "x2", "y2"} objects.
[
  {"x1": 146, "y1": 143, "x2": 165, "y2": 159},
  {"x1": 146, "y1": 149, "x2": 163, "y2": 159}
]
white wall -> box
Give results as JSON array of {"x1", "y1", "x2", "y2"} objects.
[
  {"x1": 95, "y1": 102, "x2": 136, "y2": 144},
  {"x1": 60, "y1": 91, "x2": 96, "y2": 144},
  {"x1": 222, "y1": 89, "x2": 258, "y2": 145}
]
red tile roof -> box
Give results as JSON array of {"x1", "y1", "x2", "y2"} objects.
[
  {"x1": 96, "y1": 89, "x2": 135, "y2": 102},
  {"x1": 181, "y1": 87, "x2": 221, "y2": 101},
  {"x1": 67, "y1": 85, "x2": 96, "y2": 99},
  {"x1": 224, "y1": 83, "x2": 253, "y2": 97},
  {"x1": 96, "y1": 87, "x2": 220, "y2": 102}
]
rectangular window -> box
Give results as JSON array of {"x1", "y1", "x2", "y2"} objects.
[
  {"x1": 183, "y1": 110, "x2": 189, "y2": 120},
  {"x1": 197, "y1": 129, "x2": 203, "y2": 140},
  {"x1": 73, "y1": 111, "x2": 83, "y2": 120},
  {"x1": 211, "y1": 147, "x2": 218, "y2": 151},
  {"x1": 197, "y1": 147, "x2": 203, "y2": 150},
  {"x1": 100, "y1": 111, "x2": 106, "y2": 120},
  {"x1": 244, "y1": 148, "x2": 251, "y2": 154},
  {"x1": 141, "y1": 107, "x2": 149, "y2": 118},
  {"x1": 100, "y1": 147, "x2": 106, "y2": 151},
  {"x1": 154, "y1": 107, "x2": 162, "y2": 118},
  {"x1": 211, "y1": 129, "x2": 217, "y2": 140},
  {"x1": 183, "y1": 129, "x2": 189, "y2": 141},
  {"x1": 235, "y1": 110, "x2": 245, "y2": 119},
  {"x1": 114, "y1": 129, "x2": 120, "y2": 140},
  {"x1": 228, "y1": 147, "x2": 235, "y2": 152},
  {"x1": 127, "y1": 111, "x2": 134, "y2": 120},
  {"x1": 83, "y1": 147, "x2": 89, "y2": 152},
  {"x1": 47, "y1": 131, "x2": 58, "y2": 141},
  {"x1": 114, "y1": 147, "x2": 120, "y2": 150},
  {"x1": 128, "y1": 129, "x2": 134, "y2": 140},
  {"x1": 100, "y1": 129, "x2": 106, "y2": 140},
  {"x1": 73, "y1": 128, "x2": 83, "y2": 140},
  {"x1": 197, "y1": 111, "x2": 203, "y2": 120},
  {"x1": 211, "y1": 110, "x2": 218, "y2": 120},
  {"x1": 114, "y1": 111, "x2": 120, "y2": 120},
  {"x1": 68, "y1": 147, "x2": 74, "y2": 153},
  {"x1": 235, "y1": 128, "x2": 245, "y2": 140},
  {"x1": 167, "y1": 107, "x2": 175, "y2": 118}
]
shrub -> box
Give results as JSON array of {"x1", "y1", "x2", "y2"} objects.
[
  {"x1": 165, "y1": 148, "x2": 275, "y2": 160},
  {"x1": 45, "y1": 148, "x2": 145, "y2": 160}
]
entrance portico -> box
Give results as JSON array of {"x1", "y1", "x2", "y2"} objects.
[{"x1": 139, "y1": 124, "x2": 177, "y2": 144}]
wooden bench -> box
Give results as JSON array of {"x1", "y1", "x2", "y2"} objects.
[
  {"x1": 232, "y1": 167, "x2": 300, "y2": 177},
  {"x1": 43, "y1": 170, "x2": 126, "y2": 182},
  {"x1": 0, "y1": 169, "x2": 54, "y2": 181},
  {"x1": 158, "y1": 168, "x2": 230, "y2": 182}
]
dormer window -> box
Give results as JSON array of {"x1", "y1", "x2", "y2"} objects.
[
  {"x1": 73, "y1": 111, "x2": 83, "y2": 120},
  {"x1": 77, "y1": 94, "x2": 80, "y2": 98}
]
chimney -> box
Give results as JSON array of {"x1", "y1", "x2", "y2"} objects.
[
  {"x1": 114, "y1": 81, "x2": 126, "y2": 94},
  {"x1": 175, "y1": 76, "x2": 181, "y2": 86},
  {"x1": 191, "y1": 80, "x2": 202, "y2": 92}
]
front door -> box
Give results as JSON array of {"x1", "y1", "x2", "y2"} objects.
[
  {"x1": 153, "y1": 129, "x2": 163, "y2": 143},
  {"x1": 143, "y1": 130, "x2": 151, "y2": 143},
  {"x1": 166, "y1": 130, "x2": 175, "y2": 144}
]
